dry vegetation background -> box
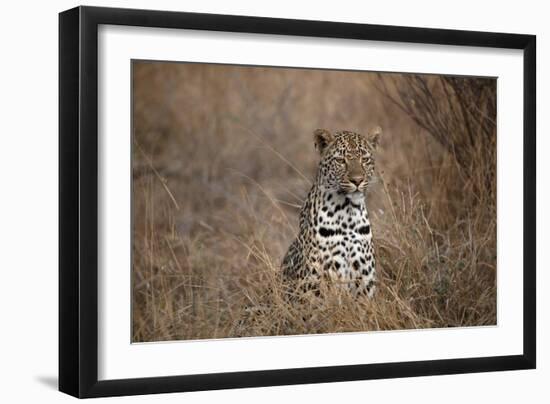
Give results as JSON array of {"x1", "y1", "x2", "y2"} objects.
[{"x1": 132, "y1": 61, "x2": 497, "y2": 342}]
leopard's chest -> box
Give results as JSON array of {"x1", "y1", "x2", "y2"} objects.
[{"x1": 308, "y1": 194, "x2": 375, "y2": 281}]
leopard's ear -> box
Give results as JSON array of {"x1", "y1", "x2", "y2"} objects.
[
  {"x1": 314, "y1": 129, "x2": 335, "y2": 153},
  {"x1": 367, "y1": 126, "x2": 382, "y2": 149}
]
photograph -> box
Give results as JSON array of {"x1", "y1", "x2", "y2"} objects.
[
  {"x1": 0, "y1": 0, "x2": 542, "y2": 401},
  {"x1": 131, "y1": 61, "x2": 497, "y2": 342}
]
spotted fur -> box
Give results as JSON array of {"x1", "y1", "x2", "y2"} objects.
[{"x1": 282, "y1": 128, "x2": 382, "y2": 298}]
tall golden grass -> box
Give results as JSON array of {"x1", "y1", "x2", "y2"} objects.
[{"x1": 131, "y1": 62, "x2": 496, "y2": 342}]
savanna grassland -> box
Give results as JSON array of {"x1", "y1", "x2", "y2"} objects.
[{"x1": 131, "y1": 61, "x2": 497, "y2": 342}]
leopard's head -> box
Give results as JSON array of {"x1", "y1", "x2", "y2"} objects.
[{"x1": 313, "y1": 128, "x2": 382, "y2": 195}]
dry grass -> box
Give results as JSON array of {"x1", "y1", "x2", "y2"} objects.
[{"x1": 131, "y1": 62, "x2": 496, "y2": 342}]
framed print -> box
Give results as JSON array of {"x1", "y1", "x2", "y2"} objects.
[{"x1": 59, "y1": 6, "x2": 536, "y2": 398}]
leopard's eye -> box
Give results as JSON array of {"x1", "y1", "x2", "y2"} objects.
[{"x1": 335, "y1": 157, "x2": 345, "y2": 165}]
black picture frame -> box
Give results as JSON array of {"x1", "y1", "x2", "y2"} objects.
[{"x1": 59, "y1": 5, "x2": 536, "y2": 398}]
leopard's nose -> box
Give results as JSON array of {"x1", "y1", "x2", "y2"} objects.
[{"x1": 350, "y1": 176, "x2": 363, "y2": 186}]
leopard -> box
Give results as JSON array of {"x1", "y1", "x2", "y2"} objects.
[{"x1": 281, "y1": 127, "x2": 382, "y2": 299}]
